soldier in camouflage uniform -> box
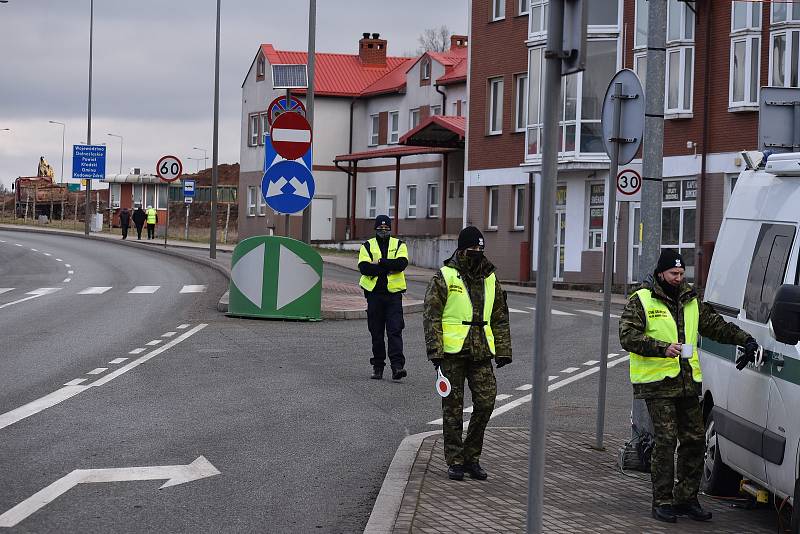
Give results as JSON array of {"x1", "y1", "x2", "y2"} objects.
[
  {"x1": 620, "y1": 249, "x2": 758, "y2": 523},
  {"x1": 423, "y1": 226, "x2": 512, "y2": 481}
]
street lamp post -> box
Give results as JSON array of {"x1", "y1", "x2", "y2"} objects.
[
  {"x1": 0, "y1": 129, "x2": 9, "y2": 222},
  {"x1": 84, "y1": 0, "x2": 95, "y2": 236},
  {"x1": 187, "y1": 157, "x2": 201, "y2": 173},
  {"x1": 107, "y1": 133, "x2": 123, "y2": 174},
  {"x1": 209, "y1": 0, "x2": 221, "y2": 259},
  {"x1": 192, "y1": 147, "x2": 208, "y2": 170}
]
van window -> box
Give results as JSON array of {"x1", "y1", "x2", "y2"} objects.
[{"x1": 743, "y1": 224, "x2": 796, "y2": 323}]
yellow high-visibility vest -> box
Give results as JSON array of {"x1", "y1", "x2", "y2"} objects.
[
  {"x1": 440, "y1": 266, "x2": 496, "y2": 355},
  {"x1": 358, "y1": 237, "x2": 408, "y2": 293},
  {"x1": 146, "y1": 208, "x2": 157, "y2": 225},
  {"x1": 629, "y1": 288, "x2": 702, "y2": 384}
]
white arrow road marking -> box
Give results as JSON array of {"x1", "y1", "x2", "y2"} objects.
[
  {"x1": 0, "y1": 288, "x2": 14, "y2": 295},
  {"x1": 0, "y1": 288, "x2": 61, "y2": 310},
  {"x1": 277, "y1": 245, "x2": 320, "y2": 310},
  {"x1": 128, "y1": 285, "x2": 160, "y2": 294},
  {"x1": 78, "y1": 287, "x2": 111, "y2": 295},
  {"x1": 231, "y1": 243, "x2": 264, "y2": 307},
  {"x1": 0, "y1": 324, "x2": 207, "y2": 431},
  {"x1": 179, "y1": 285, "x2": 207, "y2": 294},
  {"x1": 508, "y1": 307, "x2": 529, "y2": 314},
  {"x1": 0, "y1": 456, "x2": 220, "y2": 527},
  {"x1": 577, "y1": 309, "x2": 621, "y2": 318},
  {"x1": 288, "y1": 177, "x2": 310, "y2": 198},
  {"x1": 266, "y1": 177, "x2": 288, "y2": 198}
]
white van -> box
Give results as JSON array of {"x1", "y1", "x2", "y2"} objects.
[{"x1": 699, "y1": 151, "x2": 800, "y2": 531}]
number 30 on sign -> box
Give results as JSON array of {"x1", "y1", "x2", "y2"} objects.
[
  {"x1": 157, "y1": 155, "x2": 183, "y2": 183},
  {"x1": 616, "y1": 169, "x2": 642, "y2": 202}
]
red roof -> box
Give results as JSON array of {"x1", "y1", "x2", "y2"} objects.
[
  {"x1": 334, "y1": 145, "x2": 456, "y2": 162},
  {"x1": 259, "y1": 44, "x2": 414, "y2": 97},
  {"x1": 399, "y1": 115, "x2": 466, "y2": 147},
  {"x1": 436, "y1": 51, "x2": 467, "y2": 86}
]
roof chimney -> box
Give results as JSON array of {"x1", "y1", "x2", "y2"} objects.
[
  {"x1": 359, "y1": 32, "x2": 387, "y2": 67},
  {"x1": 450, "y1": 35, "x2": 468, "y2": 50}
]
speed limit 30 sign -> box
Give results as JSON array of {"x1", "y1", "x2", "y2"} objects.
[
  {"x1": 616, "y1": 169, "x2": 642, "y2": 202},
  {"x1": 157, "y1": 155, "x2": 183, "y2": 183}
]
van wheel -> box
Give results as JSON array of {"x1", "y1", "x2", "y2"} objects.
[
  {"x1": 791, "y1": 478, "x2": 799, "y2": 534},
  {"x1": 701, "y1": 411, "x2": 740, "y2": 496}
]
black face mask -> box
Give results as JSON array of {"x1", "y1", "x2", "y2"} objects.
[
  {"x1": 657, "y1": 276, "x2": 680, "y2": 300},
  {"x1": 376, "y1": 230, "x2": 390, "y2": 240},
  {"x1": 464, "y1": 250, "x2": 484, "y2": 269}
]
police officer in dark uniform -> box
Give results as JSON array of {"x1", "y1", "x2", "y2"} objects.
[{"x1": 358, "y1": 215, "x2": 409, "y2": 380}]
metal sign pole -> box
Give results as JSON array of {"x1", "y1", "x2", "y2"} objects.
[
  {"x1": 301, "y1": 0, "x2": 316, "y2": 244},
  {"x1": 164, "y1": 195, "x2": 169, "y2": 248},
  {"x1": 185, "y1": 203, "x2": 190, "y2": 240},
  {"x1": 209, "y1": 0, "x2": 221, "y2": 260},
  {"x1": 527, "y1": 1, "x2": 564, "y2": 532}
]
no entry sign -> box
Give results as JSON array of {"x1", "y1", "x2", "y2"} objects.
[{"x1": 270, "y1": 112, "x2": 312, "y2": 161}]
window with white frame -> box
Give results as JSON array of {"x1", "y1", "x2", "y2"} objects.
[
  {"x1": 249, "y1": 114, "x2": 260, "y2": 146},
  {"x1": 634, "y1": 0, "x2": 648, "y2": 48},
  {"x1": 530, "y1": 0, "x2": 548, "y2": 34},
  {"x1": 369, "y1": 114, "x2": 379, "y2": 146},
  {"x1": 247, "y1": 186, "x2": 256, "y2": 216},
  {"x1": 633, "y1": 52, "x2": 647, "y2": 91},
  {"x1": 488, "y1": 77, "x2": 504, "y2": 134},
  {"x1": 422, "y1": 59, "x2": 432, "y2": 80},
  {"x1": 492, "y1": 0, "x2": 505, "y2": 21},
  {"x1": 260, "y1": 113, "x2": 269, "y2": 145},
  {"x1": 407, "y1": 185, "x2": 417, "y2": 218},
  {"x1": 518, "y1": 0, "x2": 528, "y2": 16},
  {"x1": 431, "y1": 105, "x2": 442, "y2": 116},
  {"x1": 514, "y1": 73, "x2": 528, "y2": 132},
  {"x1": 258, "y1": 189, "x2": 266, "y2": 216},
  {"x1": 734, "y1": 0, "x2": 762, "y2": 31},
  {"x1": 661, "y1": 178, "x2": 697, "y2": 281},
  {"x1": 367, "y1": 187, "x2": 377, "y2": 218},
  {"x1": 666, "y1": 46, "x2": 694, "y2": 114},
  {"x1": 387, "y1": 186, "x2": 396, "y2": 218},
  {"x1": 427, "y1": 183, "x2": 439, "y2": 218},
  {"x1": 488, "y1": 187, "x2": 499, "y2": 229},
  {"x1": 410, "y1": 108, "x2": 421, "y2": 129},
  {"x1": 513, "y1": 185, "x2": 526, "y2": 230},
  {"x1": 772, "y1": 1, "x2": 800, "y2": 24},
  {"x1": 156, "y1": 185, "x2": 168, "y2": 210},
  {"x1": 452, "y1": 101, "x2": 460, "y2": 116},
  {"x1": 389, "y1": 111, "x2": 399, "y2": 143},
  {"x1": 527, "y1": 40, "x2": 617, "y2": 157},
  {"x1": 587, "y1": 0, "x2": 619, "y2": 26},
  {"x1": 731, "y1": 1, "x2": 761, "y2": 108},
  {"x1": 257, "y1": 56, "x2": 266, "y2": 78},
  {"x1": 133, "y1": 184, "x2": 143, "y2": 208},
  {"x1": 587, "y1": 183, "x2": 605, "y2": 250},
  {"x1": 109, "y1": 184, "x2": 121, "y2": 209},
  {"x1": 770, "y1": 30, "x2": 800, "y2": 87},
  {"x1": 448, "y1": 181, "x2": 465, "y2": 199}
]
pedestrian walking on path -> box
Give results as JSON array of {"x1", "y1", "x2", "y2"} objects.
[
  {"x1": 619, "y1": 248, "x2": 759, "y2": 524},
  {"x1": 119, "y1": 207, "x2": 131, "y2": 239},
  {"x1": 358, "y1": 214, "x2": 409, "y2": 381},
  {"x1": 423, "y1": 226, "x2": 511, "y2": 481},
  {"x1": 132, "y1": 205, "x2": 146, "y2": 240},
  {"x1": 145, "y1": 205, "x2": 157, "y2": 240}
]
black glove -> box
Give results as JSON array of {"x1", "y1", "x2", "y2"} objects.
[
  {"x1": 431, "y1": 358, "x2": 443, "y2": 370},
  {"x1": 495, "y1": 357, "x2": 512, "y2": 368},
  {"x1": 736, "y1": 337, "x2": 759, "y2": 371}
]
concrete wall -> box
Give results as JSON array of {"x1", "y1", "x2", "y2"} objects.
[{"x1": 404, "y1": 236, "x2": 458, "y2": 270}]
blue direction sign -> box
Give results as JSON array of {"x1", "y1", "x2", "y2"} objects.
[
  {"x1": 72, "y1": 144, "x2": 106, "y2": 180},
  {"x1": 183, "y1": 179, "x2": 196, "y2": 197},
  {"x1": 262, "y1": 160, "x2": 315, "y2": 215}
]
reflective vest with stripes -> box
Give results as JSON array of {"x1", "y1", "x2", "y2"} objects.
[
  {"x1": 629, "y1": 288, "x2": 702, "y2": 384},
  {"x1": 146, "y1": 208, "x2": 157, "y2": 225},
  {"x1": 358, "y1": 237, "x2": 408, "y2": 293},
  {"x1": 440, "y1": 266, "x2": 496, "y2": 355}
]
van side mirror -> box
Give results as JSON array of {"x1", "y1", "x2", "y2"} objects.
[{"x1": 771, "y1": 284, "x2": 800, "y2": 345}]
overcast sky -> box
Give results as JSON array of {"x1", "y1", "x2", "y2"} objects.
[{"x1": 0, "y1": 0, "x2": 467, "y2": 189}]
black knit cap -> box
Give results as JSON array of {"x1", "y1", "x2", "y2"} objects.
[
  {"x1": 374, "y1": 215, "x2": 392, "y2": 229},
  {"x1": 656, "y1": 248, "x2": 685, "y2": 273},
  {"x1": 458, "y1": 226, "x2": 485, "y2": 250}
]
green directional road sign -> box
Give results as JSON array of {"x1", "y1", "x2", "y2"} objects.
[{"x1": 228, "y1": 236, "x2": 322, "y2": 321}]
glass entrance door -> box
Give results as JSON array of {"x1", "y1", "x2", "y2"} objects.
[{"x1": 553, "y1": 210, "x2": 566, "y2": 281}]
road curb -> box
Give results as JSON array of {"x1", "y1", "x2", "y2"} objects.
[{"x1": 364, "y1": 430, "x2": 441, "y2": 534}]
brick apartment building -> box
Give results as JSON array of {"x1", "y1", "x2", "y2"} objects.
[
  {"x1": 466, "y1": 0, "x2": 785, "y2": 286},
  {"x1": 239, "y1": 32, "x2": 468, "y2": 249}
]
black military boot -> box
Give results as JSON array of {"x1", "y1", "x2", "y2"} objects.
[
  {"x1": 464, "y1": 462, "x2": 488, "y2": 480},
  {"x1": 371, "y1": 367, "x2": 383, "y2": 380},
  {"x1": 447, "y1": 464, "x2": 464, "y2": 481},
  {"x1": 673, "y1": 500, "x2": 712, "y2": 521},
  {"x1": 391, "y1": 367, "x2": 407, "y2": 380},
  {"x1": 651, "y1": 504, "x2": 677, "y2": 523}
]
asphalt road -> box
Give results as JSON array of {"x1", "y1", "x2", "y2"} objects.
[{"x1": 0, "y1": 231, "x2": 632, "y2": 533}]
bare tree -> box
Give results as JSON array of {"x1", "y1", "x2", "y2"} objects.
[{"x1": 417, "y1": 25, "x2": 450, "y2": 53}]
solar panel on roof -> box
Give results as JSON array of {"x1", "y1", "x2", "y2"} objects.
[{"x1": 272, "y1": 64, "x2": 308, "y2": 89}]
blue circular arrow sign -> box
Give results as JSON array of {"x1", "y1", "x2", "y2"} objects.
[{"x1": 261, "y1": 160, "x2": 315, "y2": 215}]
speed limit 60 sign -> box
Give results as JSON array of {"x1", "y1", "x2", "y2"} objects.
[
  {"x1": 616, "y1": 169, "x2": 642, "y2": 202},
  {"x1": 157, "y1": 155, "x2": 183, "y2": 183}
]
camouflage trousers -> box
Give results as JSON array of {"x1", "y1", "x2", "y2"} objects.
[
  {"x1": 440, "y1": 358, "x2": 497, "y2": 466},
  {"x1": 645, "y1": 396, "x2": 705, "y2": 506}
]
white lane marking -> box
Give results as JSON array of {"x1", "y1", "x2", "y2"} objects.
[
  {"x1": 561, "y1": 367, "x2": 580, "y2": 374},
  {"x1": 526, "y1": 307, "x2": 575, "y2": 316},
  {"x1": 496, "y1": 394, "x2": 512, "y2": 401},
  {"x1": 577, "y1": 309, "x2": 621, "y2": 318},
  {"x1": 62, "y1": 278, "x2": 71, "y2": 283},
  {"x1": 146, "y1": 339, "x2": 163, "y2": 346},
  {"x1": 0, "y1": 456, "x2": 220, "y2": 528},
  {"x1": 508, "y1": 307, "x2": 529, "y2": 314},
  {"x1": 63, "y1": 379, "x2": 87, "y2": 386},
  {"x1": 0, "y1": 324, "x2": 208, "y2": 431},
  {"x1": 548, "y1": 375, "x2": 559, "y2": 381},
  {"x1": 162, "y1": 331, "x2": 177, "y2": 338},
  {"x1": 583, "y1": 360, "x2": 599, "y2": 366},
  {"x1": 86, "y1": 368, "x2": 108, "y2": 375},
  {"x1": 0, "y1": 288, "x2": 61, "y2": 310},
  {"x1": 55, "y1": 258, "x2": 63, "y2": 262},
  {"x1": 516, "y1": 384, "x2": 532, "y2": 391},
  {"x1": 0, "y1": 239, "x2": 5, "y2": 242},
  {"x1": 177, "y1": 324, "x2": 190, "y2": 329},
  {"x1": 14, "y1": 243, "x2": 22, "y2": 247},
  {"x1": 65, "y1": 264, "x2": 71, "y2": 268},
  {"x1": 30, "y1": 248, "x2": 38, "y2": 252},
  {"x1": 129, "y1": 285, "x2": 160, "y2": 294},
  {"x1": 431, "y1": 393, "x2": 528, "y2": 423},
  {"x1": 67, "y1": 270, "x2": 74, "y2": 274},
  {"x1": 0, "y1": 288, "x2": 13, "y2": 295},
  {"x1": 180, "y1": 285, "x2": 207, "y2": 294},
  {"x1": 129, "y1": 348, "x2": 146, "y2": 355},
  {"x1": 78, "y1": 286, "x2": 112, "y2": 295},
  {"x1": 108, "y1": 358, "x2": 128, "y2": 365},
  {"x1": 607, "y1": 352, "x2": 619, "y2": 358},
  {"x1": 42, "y1": 253, "x2": 52, "y2": 257}
]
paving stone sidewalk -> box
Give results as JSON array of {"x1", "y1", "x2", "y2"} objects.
[{"x1": 391, "y1": 429, "x2": 782, "y2": 533}]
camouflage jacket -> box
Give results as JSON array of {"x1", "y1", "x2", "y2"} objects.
[
  {"x1": 619, "y1": 275, "x2": 752, "y2": 399},
  {"x1": 423, "y1": 253, "x2": 512, "y2": 363}
]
